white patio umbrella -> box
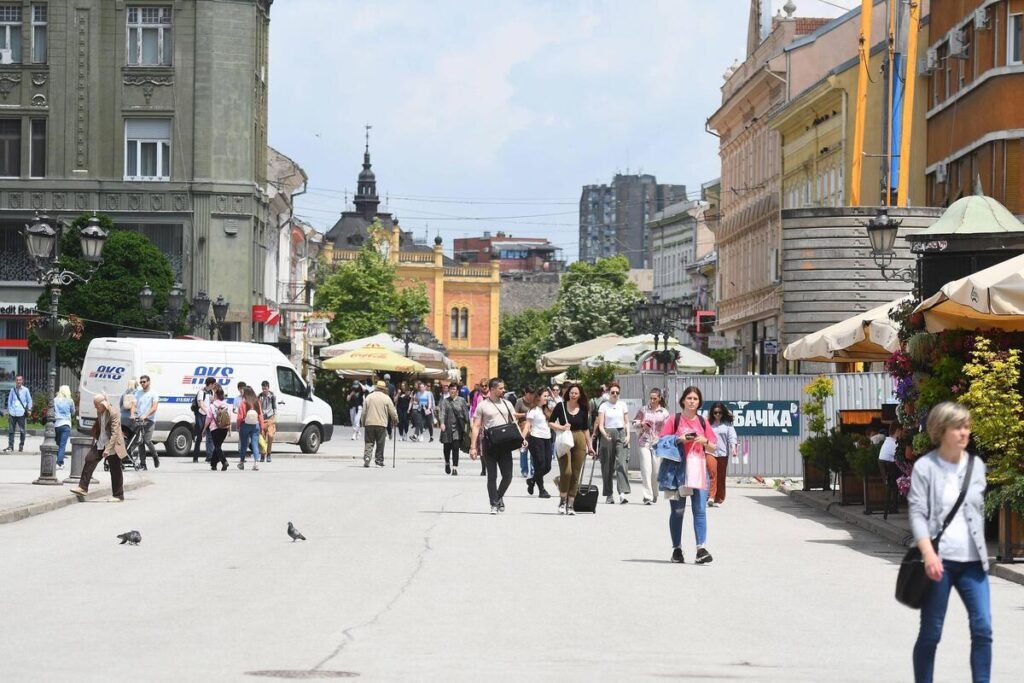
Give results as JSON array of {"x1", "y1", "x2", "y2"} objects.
[
  {"x1": 581, "y1": 336, "x2": 717, "y2": 373},
  {"x1": 914, "y1": 252, "x2": 1024, "y2": 332},
  {"x1": 535, "y1": 334, "x2": 624, "y2": 373},
  {"x1": 783, "y1": 296, "x2": 908, "y2": 363}
]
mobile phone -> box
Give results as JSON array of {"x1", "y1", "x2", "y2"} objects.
[{"x1": 684, "y1": 431, "x2": 698, "y2": 440}]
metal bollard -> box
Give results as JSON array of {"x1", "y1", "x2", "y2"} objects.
[{"x1": 64, "y1": 436, "x2": 98, "y2": 486}]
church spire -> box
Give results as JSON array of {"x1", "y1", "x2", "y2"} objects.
[{"x1": 354, "y1": 124, "x2": 380, "y2": 220}]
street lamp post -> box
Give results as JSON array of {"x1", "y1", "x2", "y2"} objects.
[
  {"x1": 387, "y1": 314, "x2": 422, "y2": 357},
  {"x1": 186, "y1": 291, "x2": 230, "y2": 339},
  {"x1": 23, "y1": 214, "x2": 108, "y2": 485},
  {"x1": 139, "y1": 281, "x2": 186, "y2": 335},
  {"x1": 865, "y1": 209, "x2": 918, "y2": 292},
  {"x1": 630, "y1": 294, "x2": 692, "y2": 374}
]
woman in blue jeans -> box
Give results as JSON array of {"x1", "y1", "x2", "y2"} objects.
[
  {"x1": 908, "y1": 402, "x2": 991, "y2": 683},
  {"x1": 53, "y1": 385, "x2": 76, "y2": 469},
  {"x1": 658, "y1": 386, "x2": 717, "y2": 565},
  {"x1": 235, "y1": 387, "x2": 264, "y2": 471}
]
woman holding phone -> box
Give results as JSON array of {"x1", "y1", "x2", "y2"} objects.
[{"x1": 659, "y1": 386, "x2": 717, "y2": 565}]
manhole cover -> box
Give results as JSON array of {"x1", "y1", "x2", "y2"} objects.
[{"x1": 245, "y1": 671, "x2": 358, "y2": 679}]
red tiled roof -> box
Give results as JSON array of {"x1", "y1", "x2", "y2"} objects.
[{"x1": 794, "y1": 18, "x2": 833, "y2": 35}]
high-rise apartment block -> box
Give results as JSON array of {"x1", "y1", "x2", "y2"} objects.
[{"x1": 578, "y1": 174, "x2": 687, "y2": 268}]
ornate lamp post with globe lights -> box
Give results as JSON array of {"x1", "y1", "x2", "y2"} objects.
[
  {"x1": 387, "y1": 314, "x2": 423, "y2": 358},
  {"x1": 23, "y1": 214, "x2": 108, "y2": 485},
  {"x1": 865, "y1": 209, "x2": 919, "y2": 293}
]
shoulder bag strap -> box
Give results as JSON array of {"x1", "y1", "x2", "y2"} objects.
[
  {"x1": 14, "y1": 387, "x2": 28, "y2": 411},
  {"x1": 934, "y1": 453, "x2": 975, "y2": 544}
]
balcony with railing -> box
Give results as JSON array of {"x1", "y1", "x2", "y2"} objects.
[{"x1": 278, "y1": 280, "x2": 313, "y2": 312}]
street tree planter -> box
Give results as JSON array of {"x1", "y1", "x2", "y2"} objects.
[
  {"x1": 802, "y1": 459, "x2": 830, "y2": 491},
  {"x1": 840, "y1": 470, "x2": 864, "y2": 506},
  {"x1": 997, "y1": 505, "x2": 1024, "y2": 562},
  {"x1": 861, "y1": 473, "x2": 890, "y2": 514}
]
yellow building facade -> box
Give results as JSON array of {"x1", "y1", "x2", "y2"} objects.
[
  {"x1": 770, "y1": 27, "x2": 930, "y2": 209},
  {"x1": 321, "y1": 229, "x2": 500, "y2": 386}
]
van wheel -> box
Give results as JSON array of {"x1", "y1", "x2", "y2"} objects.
[
  {"x1": 299, "y1": 425, "x2": 322, "y2": 454},
  {"x1": 166, "y1": 424, "x2": 193, "y2": 458}
]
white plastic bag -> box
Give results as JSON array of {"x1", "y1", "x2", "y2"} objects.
[{"x1": 555, "y1": 430, "x2": 574, "y2": 456}]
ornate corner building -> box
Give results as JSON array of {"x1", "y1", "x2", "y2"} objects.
[
  {"x1": 320, "y1": 144, "x2": 500, "y2": 386},
  {"x1": 0, "y1": 1, "x2": 275, "y2": 388}
]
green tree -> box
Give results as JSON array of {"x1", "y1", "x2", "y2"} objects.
[
  {"x1": 708, "y1": 348, "x2": 736, "y2": 374},
  {"x1": 548, "y1": 255, "x2": 641, "y2": 348},
  {"x1": 498, "y1": 308, "x2": 553, "y2": 391},
  {"x1": 28, "y1": 215, "x2": 182, "y2": 371},
  {"x1": 313, "y1": 220, "x2": 430, "y2": 345}
]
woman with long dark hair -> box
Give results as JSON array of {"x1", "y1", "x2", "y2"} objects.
[
  {"x1": 549, "y1": 383, "x2": 596, "y2": 515},
  {"x1": 659, "y1": 386, "x2": 716, "y2": 564},
  {"x1": 523, "y1": 387, "x2": 554, "y2": 498},
  {"x1": 707, "y1": 402, "x2": 738, "y2": 506},
  {"x1": 395, "y1": 382, "x2": 411, "y2": 441},
  {"x1": 236, "y1": 386, "x2": 264, "y2": 471}
]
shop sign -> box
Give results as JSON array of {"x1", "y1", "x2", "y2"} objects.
[{"x1": 700, "y1": 400, "x2": 800, "y2": 436}]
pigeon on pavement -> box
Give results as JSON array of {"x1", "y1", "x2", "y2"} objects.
[
  {"x1": 117, "y1": 531, "x2": 142, "y2": 545},
  {"x1": 287, "y1": 522, "x2": 306, "y2": 542}
]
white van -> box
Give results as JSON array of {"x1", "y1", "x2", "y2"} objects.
[{"x1": 78, "y1": 337, "x2": 334, "y2": 457}]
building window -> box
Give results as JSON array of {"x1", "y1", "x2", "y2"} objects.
[
  {"x1": 1010, "y1": 14, "x2": 1023, "y2": 65},
  {"x1": 127, "y1": 6, "x2": 172, "y2": 66},
  {"x1": 459, "y1": 308, "x2": 469, "y2": 340},
  {"x1": 0, "y1": 119, "x2": 20, "y2": 177},
  {"x1": 124, "y1": 118, "x2": 171, "y2": 181},
  {"x1": 30, "y1": 119, "x2": 44, "y2": 178},
  {"x1": 450, "y1": 308, "x2": 459, "y2": 339},
  {"x1": 30, "y1": 4, "x2": 45, "y2": 63},
  {"x1": 0, "y1": 4, "x2": 21, "y2": 63}
]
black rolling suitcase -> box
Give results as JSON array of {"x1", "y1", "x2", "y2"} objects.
[{"x1": 573, "y1": 457, "x2": 599, "y2": 513}]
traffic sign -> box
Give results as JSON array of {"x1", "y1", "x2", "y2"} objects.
[{"x1": 763, "y1": 339, "x2": 779, "y2": 355}]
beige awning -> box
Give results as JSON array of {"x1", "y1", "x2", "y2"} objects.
[
  {"x1": 783, "y1": 297, "x2": 908, "y2": 363},
  {"x1": 535, "y1": 334, "x2": 624, "y2": 374},
  {"x1": 914, "y1": 252, "x2": 1024, "y2": 332}
]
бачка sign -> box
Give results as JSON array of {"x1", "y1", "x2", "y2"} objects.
[{"x1": 700, "y1": 401, "x2": 800, "y2": 436}]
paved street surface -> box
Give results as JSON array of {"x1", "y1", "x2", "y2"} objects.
[{"x1": 1, "y1": 432, "x2": 1023, "y2": 682}]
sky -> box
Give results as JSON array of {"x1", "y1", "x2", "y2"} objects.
[{"x1": 268, "y1": 0, "x2": 849, "y2": 262}]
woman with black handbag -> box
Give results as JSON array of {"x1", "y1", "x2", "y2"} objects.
[
  {"x1": 469, "y1": 378, "x2": 521, "y2": 514},
  {"x1": 907, "y1": 402, "x2": 990, "y2": 683}
]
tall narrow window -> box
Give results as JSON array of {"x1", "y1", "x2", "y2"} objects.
[
  {"x1": 30, "y1": 119, "x2": 45, "y2": 177},
  {"x1": 450, "y1": 308, "x2": 459, "y2": 339},
  {"x1": 0, "y1": 4, "x2": 21, "y2": 63},
  {"x1": 127, "y1": 6, "x2": 172, "y2": 66},
  {"x1": 459, "y1": 308, "x2": 469, "y2": 340},
  {"x1": 31, "y1": 4, "x2": 45, "y2": 63},
  {"x1": 0, "y1": 119, "x2": 20, "y2": 177},
  {"x1": 1010, "y1": 14, "x2": 1023, "y2": 65},
  {"x1": 125, "y1": 118, "x2": 171, "y2": 181}
]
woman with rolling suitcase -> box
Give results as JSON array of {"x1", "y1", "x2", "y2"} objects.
[
  {"x1": 549, "y1": 383, "x2": 596, "y2": 515},
  {"x1": 659, "y1": 386, "x2": 717, "y2": 565}
]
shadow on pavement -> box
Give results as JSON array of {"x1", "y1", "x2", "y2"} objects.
[{"x1": 751, "y1": 492, "x2": 906, "y2": 565}]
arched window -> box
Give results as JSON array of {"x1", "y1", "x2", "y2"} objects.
[
  {"x1": 460, "y1": 367, "x2": 468, "y2": 385},
  {"x1": 459, "y1": 307, "x2": 469, "y2": 339},
  {"x1": 450, "y1": 308, "x2": 459, "y2": 339}
]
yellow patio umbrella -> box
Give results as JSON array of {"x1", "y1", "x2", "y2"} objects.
[{"x1": 321, "y1": 343, "x2": 426, "y2": 373}]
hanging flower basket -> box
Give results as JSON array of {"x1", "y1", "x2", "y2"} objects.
[{"x1": 27, "y1": 314, "x2": 84, "y2": 343}]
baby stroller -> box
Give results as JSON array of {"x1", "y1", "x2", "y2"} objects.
[{"x1": 103, "y1": 420, "x2": 143, "y2": 472}]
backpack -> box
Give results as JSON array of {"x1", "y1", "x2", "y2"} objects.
[
  {"x1": 215, "y1": 404, "x2": 231, "y2": 429},
  {"x1": 244, "y1": 408, "x2": 259, "y2": 425}
]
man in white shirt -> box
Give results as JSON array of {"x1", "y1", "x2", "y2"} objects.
[
  {"x1": 193, "y1": 377, "x2": 218, "y2": 463},
  {"x1": 878, "y1": 424, "x2": 902, "y2": 517}
]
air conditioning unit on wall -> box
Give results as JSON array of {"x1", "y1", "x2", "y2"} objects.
[
  {"x1": 935, "y1": 163, "x2": 948, "y2": 184},
  {"x1": 949, "y1": 29, "x2": 968, "y2": 59},
  {"x1": 922, "y1": 48, "x2": 939, "y2": 74},
  {"x1": 974, "y1": 8, "x2": 989, "y2": 30}
]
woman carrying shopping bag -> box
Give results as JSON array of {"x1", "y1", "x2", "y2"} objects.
[
  {"x1": 633, "y1": 388, "x2": 670, "y2": 505},
  {"x1": 658, "y1": 386, "x2": 716, "y2": 565}
]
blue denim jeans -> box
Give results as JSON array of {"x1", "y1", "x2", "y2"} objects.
[
  {"x1": 193, "y1": 413, "x2": 206, "y2": 456},
  {"x1": 520, "y1": 447, "x2": 532, "y2": 477},
  {"x1": 55, "y1": 425, "x2": 71, "y2": 465},
  {"x1": 238, "y1": 423, "x2": 260, "y2": 464},
  {"x1": 669, "y1": 487, "x2": 708, "y2": 549},
  {"x1": 913, "y1": 560, "x2": 991, "y2": 683}
]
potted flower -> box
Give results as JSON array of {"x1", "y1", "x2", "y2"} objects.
[
  {"x1": 27, "y1": 314, "x2": 85, "y2": 343},
  {"x1": 846, "y1": 440, "x2": 888, "y2": 512},
  {"x1": 960, "y1": 337, "x2": 1024, "y2": 561},
  {"x1": 800, "y1": 377, "x2": 833, "y2": 492}
]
